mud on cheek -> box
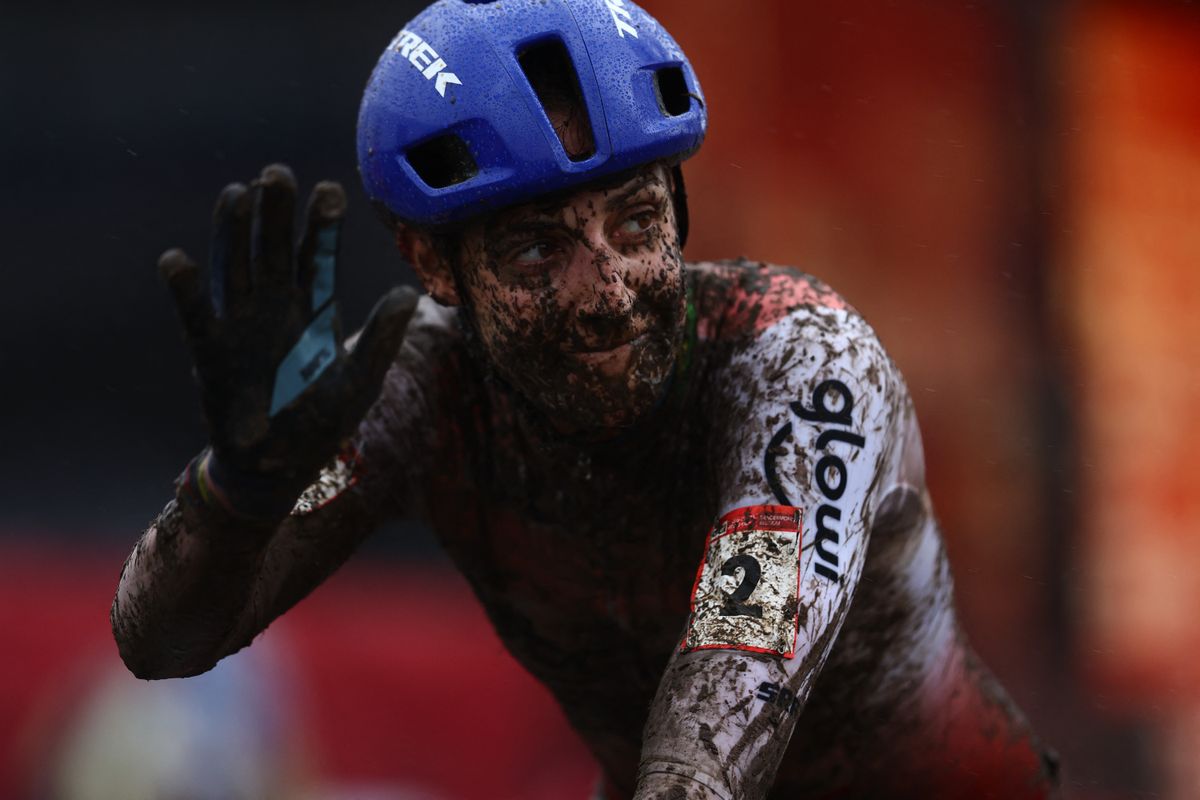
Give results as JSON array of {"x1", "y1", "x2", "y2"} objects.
[{"x1": 465, "y1": 244, "x2": 685, "y2": 426}]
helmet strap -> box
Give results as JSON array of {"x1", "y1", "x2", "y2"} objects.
[{"x1": 671, "y1": 164, "x2": 690, "y2": 250}]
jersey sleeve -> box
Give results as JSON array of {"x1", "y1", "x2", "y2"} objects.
[{"x1": 634, "y1": 298, "x2": 910, "y2": 799}]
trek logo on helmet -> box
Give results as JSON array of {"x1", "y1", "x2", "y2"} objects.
[
  {"x1": 605, "y1": 0, "x2": 639, "y2": 38},
  {"x1": 393, "y1": 30, "x2": 462, "y2": 97}
]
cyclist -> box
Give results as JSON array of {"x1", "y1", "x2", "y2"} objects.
[{"x1": 112, "y1": 1, "x2": 1060, "y2": 797}]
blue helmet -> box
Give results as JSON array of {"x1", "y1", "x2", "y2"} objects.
[{"x1": 357, "y1": 0, "x2": 707, "y2": 229}]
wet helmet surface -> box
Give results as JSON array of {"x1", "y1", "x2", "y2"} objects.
[{"x1": 357, "y1": 0, "x2": 707, "y2": 227}]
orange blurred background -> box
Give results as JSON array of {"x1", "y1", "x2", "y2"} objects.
[
  {"x1": 2, "y1": 0, "x2": 1198, "y2": 797},
  {"x1": 672, "y1": 0, "x2": 1200, "y2": 794}
]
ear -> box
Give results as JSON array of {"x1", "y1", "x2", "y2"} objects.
[{"x1": 394, "y1": 225, "x2": 462, "y2": 306}]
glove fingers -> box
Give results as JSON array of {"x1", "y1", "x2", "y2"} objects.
[
  {"x1": 159, "y1": 248, "x2": 215, "y2": 345},
  {"x1": 252, "y1": 163, "x2": 297, "y2": 292},
  {"x1": 346, "y1": 286, "x2": 419, "y2": 401},
  {"x1": 209, "y1": 182, "x2": 252, "y2": 317},
  {"x1": 296, "y1": 181, "x2": 347, "y2": 314}
]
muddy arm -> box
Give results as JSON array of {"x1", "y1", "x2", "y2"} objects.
[
  {"x1": 110, "y1": 456, "x2": 385, "y2": 679},
  {"x1": 633, "y1": 303, "x2": 908, "y2": 799},
  {"x1": 112, "y1": 305, "x2": 456, "y2": 679}
]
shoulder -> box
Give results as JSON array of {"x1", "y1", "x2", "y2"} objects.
[
  {"x1": 693, "y1": 260, "x2": 911, "y2": 509},
  {"x1": 686, "y1": 259, "x2": 852, "y2": 342},
  {"x1": 687, "y1": 259, "x2": 899, "y2": 403}
]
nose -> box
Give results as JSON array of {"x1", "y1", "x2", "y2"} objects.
[{"x1": 568, "y1": 241, "x2": 635, "y2": 322}]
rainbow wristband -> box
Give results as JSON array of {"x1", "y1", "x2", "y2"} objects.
[
  {"x1": 194, "y1": 451, "x2": 231, "y2": 510},
  {"x1": 181, "y1": 450, "x2": 301, "y2": 522}
]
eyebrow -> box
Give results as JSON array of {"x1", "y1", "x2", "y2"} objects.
[
  {"x1": 485, "y1": 203, "x2": 562, "y2": 238},
  {"x1": 486, "y1": 220, "x2": 563, "y2": 245},
  {"x1": 605, "y1": 172, "x2": 667, "y2": 211}
]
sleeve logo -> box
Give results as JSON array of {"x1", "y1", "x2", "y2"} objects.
[
  {"x1": 763, "y1": 379, "x2": 865, "y2": 584},
  {"x1": 682, "y1": 505, "x2": 803, "y2": 658}
]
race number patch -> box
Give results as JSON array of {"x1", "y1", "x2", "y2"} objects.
[
  {"x1": 683, "y1": 505, "x2": 803, "y2": 658},
  {"x1": 290, "y1": 446, "x2": 361, "y2": 516}
]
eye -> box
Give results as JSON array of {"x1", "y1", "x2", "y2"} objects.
[
  {"x1": 512, "y1": 240, "x2": 561, "y2": 266},
  {"x1": 620, "y1": 212, "x2": 654, "y2": 234},
  {"x1": 614, "y1": 207, "x2": 659, "y2": 241}
]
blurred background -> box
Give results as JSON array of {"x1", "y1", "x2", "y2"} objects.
[{"x1": 1, "y1": 0, "x2": 1198, "y2": 797}]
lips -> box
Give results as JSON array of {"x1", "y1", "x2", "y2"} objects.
[
  {"x1": 565, "y1": 320, "x2": 651, "y2": 354},
  {"x1": 566, "y1": 331, "x2": 648, "y2": 355}
]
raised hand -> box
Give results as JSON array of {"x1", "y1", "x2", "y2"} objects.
[{"x1": 159, "y1": 164, "x2": 416, "y2": 516}]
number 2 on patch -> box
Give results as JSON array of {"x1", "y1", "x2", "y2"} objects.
[
  {"x1": 719, "y1": 554, "x2": 764, "y2": 618},
  {"x1": 683, "y1": 505, "x2": 803, "y2": 658}
]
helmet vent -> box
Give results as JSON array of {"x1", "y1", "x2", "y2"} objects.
[
  {"x1": 406, "y1": 134, "x2": 479, "y2": 189},
  {"x1": 518, "y1": 39, "x2": 596, "y2": 162},
  {"x1": 655, "y1": 66, "x2": 691, "y2": 117}
]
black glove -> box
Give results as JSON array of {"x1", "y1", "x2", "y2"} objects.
[{"x1": 160, "y1": 164, "x2": 416, "y2": 518}]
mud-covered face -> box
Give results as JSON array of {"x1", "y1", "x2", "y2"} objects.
[{"x1": 456, "y1": 164, "x2": 687, "y2": 435}]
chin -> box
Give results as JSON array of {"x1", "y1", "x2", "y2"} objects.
[{"x1": 541, "y1": 339, "x2": 677, "y2": 433}]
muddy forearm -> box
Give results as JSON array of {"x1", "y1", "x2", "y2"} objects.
[
  {"x1": 635, "y1": 650, "x2": 815, "y2": 800},
  {"x1": 111, "y1": 486, "x2": 281, "y2": 680}
]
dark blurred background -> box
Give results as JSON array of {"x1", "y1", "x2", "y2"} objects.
[
  {"x1": 0, "y1": 0, "x2": 430, "y2": 539},
  {"x1": 2, "y1": 0, "x2": 1198, "y2": 798}
]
